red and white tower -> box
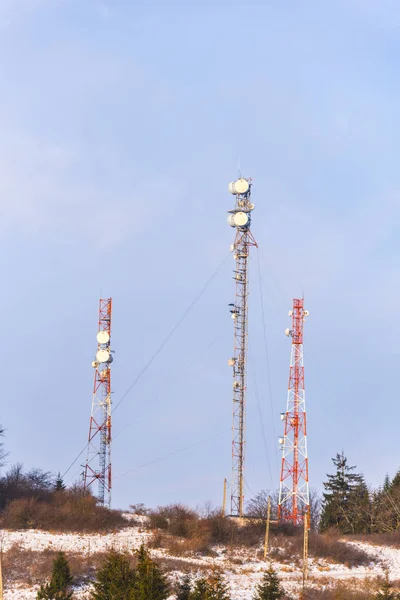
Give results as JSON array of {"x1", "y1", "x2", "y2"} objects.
[
  {"x1": 227, "y1": 177, "x2": 257, "y2": 517},
  {"x1": 278, "y1": 298, "x2": 309, "y2": 526},
  {"x1": 83, "y1": 298, "x2": 113, "y2": 507}
]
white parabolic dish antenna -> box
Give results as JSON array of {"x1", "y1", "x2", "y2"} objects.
[
  {"x1": 227, "y1": 212, "x2": 249, "y2": 228},
  {"x1": 234, "y1": 212, "x2": 249, "y2": 226},
  {"x1": 96, "y1": 349, "x2": 111, "y2": 364},
  {"x1": 97, "y1": 331, "x2": 110, "y2": 345},
  {"x1": 228, "y1": 179, "x2": 250, "y2": 195}
]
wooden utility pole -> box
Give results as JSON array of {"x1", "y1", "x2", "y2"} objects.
[
  {"x1": 302, "y1": 511, "x2": 309, "y2": 591},
  {"x1": 222, "y1": 478, "x2": 227, "y2": 517},
  {"x1": 263, "y1": 496, "x2": 271, "y2": 559},
  {"x1": 0, "y1": 542, "x2": 4, "y2": 600}
]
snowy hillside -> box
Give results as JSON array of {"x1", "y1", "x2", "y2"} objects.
[{"x1": 1, "y1": 517, "x2": 400, "y2": 599}]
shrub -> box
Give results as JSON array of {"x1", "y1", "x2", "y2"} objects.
[
  {"x1": 253, "y1": 565, "x2": 284, "y2": 600},
  {"x1": 176, "y1": 575, "x2": 191, "y2": 600},
  {"x1": 148, "y1": 505, "x2": 267, "y2": 552},
  {"x1": 303, "y1": 581, "x2": 376, "y2": 599},
  {"x1": 268, "y1": 531, "x2": 372, "y2": 567},
  {"x1": 90, "y1": 551, "x2": 135, "y2": 600},
  {"x1": 309, "y1": 532, "x2": 372, "y2": 567},
  {"x1": 149, "y1": 504, "x2": 199, "y2": 537},
  {"x1": 2, "y1": 489, "x2": 127, "y2": 532},
  {"x1": 37, "y1": 552, "x2": 73, "y2": 599},
  {"x1": 133, "y1": 545, "x2": 170, "y2": 600}
]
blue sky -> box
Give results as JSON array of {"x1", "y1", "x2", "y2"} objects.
[{"x1": 1, "y1": 0, "x2": 400, "y2": 509}]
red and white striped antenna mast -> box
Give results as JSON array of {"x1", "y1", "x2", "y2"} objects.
[
  {"x1": 227, "y1": 177, "x2": 257, "y2": 517},
  {"x1": 278, "y1": 298, "x2": 310, "y2": 526},
  {"x1": 83, "y1": 298, "x2": 113, "y2": 507}
]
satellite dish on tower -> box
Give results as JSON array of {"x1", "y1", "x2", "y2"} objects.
[
  {"x1": 227, "y1": 212, "x2": 249, "y2": 228},
  {"x1": 97, "y1": 331, "x2": 110, "y2": 345},
  {"x1": 228, "y1": 179, "x2": 250, "y2": 195},
  {"x1": 96, "y1": 349, "x2": 113, "y2": 364}
]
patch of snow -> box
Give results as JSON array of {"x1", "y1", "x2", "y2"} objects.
[{"x1": 2, "y1": 527, "x2": 399, "y2": 599}]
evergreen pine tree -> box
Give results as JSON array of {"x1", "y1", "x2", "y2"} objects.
[
  {"x1": 252, "y1": 565, "x2": 284, "y2": 600},
  {"x1": 320, "y1": 452, "x2": 363, "y2": 533},
  {"x1": 132, "y1": 545, "x2": 169, "y2": 600},
  {"x1": 54, "y1": 473, "x2": 66, "y2": 492},
  {"x1": 189, "y1": 578, "x2": 211, "y2": 600},
  {"x1": 208, "y1": 572, "x2": 230, "y2": 600},
  {"x1": 375, "y1": 570, "x2": 400, "y2": 599},
  {"x1": 90, "y1": 551, "x2": 135, "y2": 600},
  {"x1": 177, "y1": 575, "x2": 192, "y2": 600},
  {"x1": 372, "y1": 476, "x2": 400, "y2": 534},
  {"x1": 390, "y1": 471, "x2": 400, "y2": 490},
  {"x1": 383, "y1": 474, "x2": 391, "y2": 492},
  {"x1": 37, "y1": 552, "x2": 73, "y2": 600},
  {"x1": 350, "y1": 475, "x2": 372, "y2": 534}
]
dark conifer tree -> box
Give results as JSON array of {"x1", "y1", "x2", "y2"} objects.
[
  {"x1": 383, "y1": 474, "x2": 391, "y2": 492},
  {"x1": 350, "y1": 475, "x2": 372, "y2": 534},
  {"x1": 132, "y1": 545, "x2": 169, "y2": 600},
  {"x1": 375, "y1": 570, "x2": 400, "y2": 599},
  {"x1": 320, "y1": 452, "x2": 363, "y2": 533},
  {"x1": 252, "y1": 566, "x2": 284, "y2": 600},
  {"x1": 54, "y1": 473, "x2": 66, "y2": 492},
  {"x1": 37, "y1": 552, "x2": 73, "y2": 600},
  {"x1": 90, "y1": 551, "x2": 135, "y2": 600},
  {"x1": 390, "y1": 471, "x2": 400, "y2": 490},
  {"x1": 177, "y1": 575, "x2": 192, "y2": 600},
  {"x1": 189, "y1": 578, "x2": 210, "y2": 600},
  {"x1": 208, "y1": 572, "x2": 230, "y2": 600}
]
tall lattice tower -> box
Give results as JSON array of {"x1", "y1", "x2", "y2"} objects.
[
  {"x1": 278, "y1": 298, "x2": 310, "y2": 525},
  {"x1": 83, "y1": 298, "x2": 113, "y2": 507},
  {"x1": 227, "y1": 177, "x2": 257, "y2": 517}
]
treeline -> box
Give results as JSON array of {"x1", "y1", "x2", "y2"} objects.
[
  {"x1": 0, "y1": 426, "x2": 125, "y2": 532},
  {"x1": 0, "y1": 463, "x2": 125, "y2": 532},
  {"x1": 320, "y1": 452, "x2": 400, "y2": 535},
  {"x1": 246, "y1": 451, "x2": 400, "y2": 536}
]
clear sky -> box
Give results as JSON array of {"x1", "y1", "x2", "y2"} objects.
[{"x1": 1, "y1": 0, "x2": 400, "y2": 510}]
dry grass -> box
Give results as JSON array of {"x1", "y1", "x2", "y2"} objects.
[
  {"x1": 350, "y1": 529, "x2": 400, "y2": 549},
  {"x1": 146, "y1": 504, "x2": 374, "y2": 568},
  {"x1": 268, "y1": 531, "x2": 372, "y2": 567},
  {"x1": 3, "y1": 545, "x2": 116, "y2": 586},
  {"x1": 148, "y1": 530, "x2": 216, "y2": 557},
  {"x1": 2, "y1": 545, "x2": 193, "y2": 590},
  {"x1": 1, "y1": 493, "x2": 127, "y2": 533},
  {"x1": 303, "y1": 576, "x2": 387, "y2": 599}
]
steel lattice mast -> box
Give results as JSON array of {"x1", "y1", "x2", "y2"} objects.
[
  {"x1": 227, "y1": 177, "x2": 257, "y2": 517},
  {"x1": 83, "y1": 298, "x2": 113, "y2": 507},
  {"x1": 278, "y1": 298, "x2": 310, "y2": 525}
]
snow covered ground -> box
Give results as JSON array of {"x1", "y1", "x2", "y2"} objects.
[
  {"x1": 0, "y1": 525, "x2": 149, "y2": 555},
  {"x1": 1, "y1": 522, "x2": 399, "y2": 599}
]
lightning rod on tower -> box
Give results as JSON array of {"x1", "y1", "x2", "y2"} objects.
[
  {"x1": 278, "y1": 298, "x2": 310, "y2": 526},
  {"x1": 227, "y1": 177, "x2": 257, "y2": 517},
  {"x1": 83, "y1": 298, "x2": 113, "y2": 507}
]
